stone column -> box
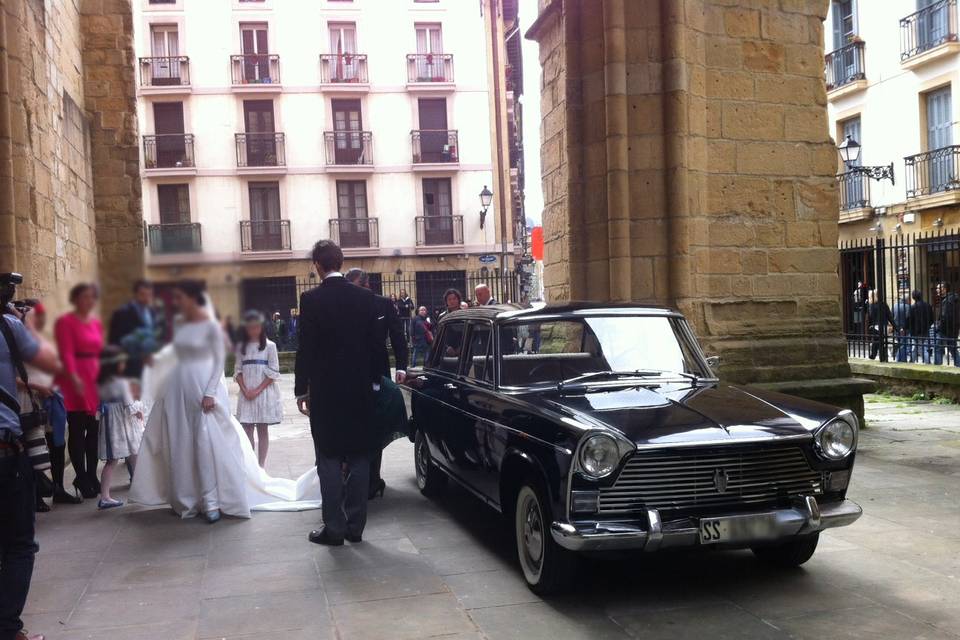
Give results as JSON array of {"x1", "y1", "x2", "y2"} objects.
[
  {"x1": 527, "y1": 0, "x2": 872, "y2": 413},
  {"x1": 80, "y1": 0, "x2": 143, "y2": 314}
]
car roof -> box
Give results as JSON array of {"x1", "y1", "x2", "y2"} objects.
[{"x1": 436, "y1": 301, "x2": 682, "y2": 324}]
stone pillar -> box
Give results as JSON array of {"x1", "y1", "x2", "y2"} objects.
[
  {"x1": 527, "y1": 0, "x2": 872, "y2": 412},
  {"x1": 80, "y1": 0, "x2": 143, "y2": 314}
]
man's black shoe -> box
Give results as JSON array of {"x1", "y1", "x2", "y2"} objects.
[
  {"x1": 308, "y1": 528, "x2": 344, "y2": 546},
  {"x1": 346, "y1": 533, "x2": 362, "y2": 543}
]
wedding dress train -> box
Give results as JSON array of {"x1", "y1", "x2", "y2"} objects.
[{"x1": 130, "y1": 317, "x2": 320, "y2": 518}]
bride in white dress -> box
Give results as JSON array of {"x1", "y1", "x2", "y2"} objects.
[{"x1": 130, "y1": 281, "x2": 320, "y2": 521}]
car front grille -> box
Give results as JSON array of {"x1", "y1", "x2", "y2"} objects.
[{"x1": 598, "y1": 445, "x2": 823, "y2": 516}]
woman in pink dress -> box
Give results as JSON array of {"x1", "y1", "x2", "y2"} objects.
[{"x1": 55, "y1": 283, "x2": 104, "y2": 499}]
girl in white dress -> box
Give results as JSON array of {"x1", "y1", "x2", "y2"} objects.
[
  {"x1": 96, "y1": 346, "x2": 144, "y2": 510},
  {"x1": 235, "y1": 310, "x2": 283, "y2": 467},
  {"x1": 130, "y1": 280, "x2": 320, "y2": 522}
]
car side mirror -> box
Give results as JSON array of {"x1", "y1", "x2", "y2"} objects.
[{"x1": 705, "y1": 355, "x2": 720, "y2": 368}]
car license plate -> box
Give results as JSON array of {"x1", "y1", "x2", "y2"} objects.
[{"x1": 699, "y1": 518, "x2": 730, "y2": 544}]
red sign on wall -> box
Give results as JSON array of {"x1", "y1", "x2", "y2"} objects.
[{"x1": 531, "y1": 226, "x2": 544, "y2": 261}]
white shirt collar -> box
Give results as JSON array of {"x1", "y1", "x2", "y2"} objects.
[{"x1": 323, "y1": 271, "x2": 343, "y2": 280}]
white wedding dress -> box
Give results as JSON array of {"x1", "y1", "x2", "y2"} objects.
[{"x1": 130, "y1": 316, "x2": 320, "y2": 518}]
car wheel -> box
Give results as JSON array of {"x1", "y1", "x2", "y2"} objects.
[
  {"x1": 414, "y1": 429, "x2": 447, "y2": 496},
  {"x1": 752, "y1": 533, "x2": 820, "y2": 567},
  {"x1": 514, "y1": 479, "x2": 577, "y2": 595}
]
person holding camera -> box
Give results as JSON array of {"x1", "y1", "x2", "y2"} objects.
[{"x1": 1, "y1": 276, "x2": 61, "y2": 640}]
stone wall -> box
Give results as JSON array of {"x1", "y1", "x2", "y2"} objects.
[
  {"x1": 0, "y1": 0, "x2": 140, "y2": 318},
  {"x1": 527, "y1": 0, "x2": 852, "y2": 387},
  {"x1": 80, "y1": 0, "x2": 142, "y2": 314},
  {"x1": 0, "y1": 0, "x2": 97, "y2": 317}
]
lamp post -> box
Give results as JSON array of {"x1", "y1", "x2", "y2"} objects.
[
  {"x1": 838, "y1": 135, "x2": 895, "y2": 184},
  {"x1": 479, "y1": 185, "x2": 493, "y2": 229}
]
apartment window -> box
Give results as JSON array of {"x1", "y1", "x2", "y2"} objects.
[
  {"x1": 841, "y1": 117, "x2": 862, "y2": 165},
  {"x1": 157, "y1": 184, "x2": 190, "y2": 224},
  {"x1": 422, "y1": 178, "x2": 451, "y2": 217},
  {"x1": 927, "y1": 86, "x2": 953, "y2": 151},
  {"x1": 248, "y1": 182, "x2": 283, "y2": 251},
  {"x1": 336, "y1": 180, "x2": 368, "y2": 219},
  {"x1": 240, "y1": 22, "x2": 270, "y2": 83},
  {"x1": 831, "y1": 0, "x2": 857, "y2": 50}
]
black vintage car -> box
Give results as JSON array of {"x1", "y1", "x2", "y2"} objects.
[{"x1": 405, "y1": 303, "x2": 862, "y2": 593}]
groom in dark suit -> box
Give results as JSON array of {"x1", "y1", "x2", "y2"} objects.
[{"x1": 295, "y1": 241, "x2": 382, "y2": 546}]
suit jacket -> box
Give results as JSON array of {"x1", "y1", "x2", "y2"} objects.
[
  {"x1": 374, "y1": 294, "x2": 409, "y2": 377},
  {"x1": 294, "y1": 276, "x2": 381, "y2": 456},
  {"x1": 108, "y1": 301, "x2": 157, "y2": 378}
]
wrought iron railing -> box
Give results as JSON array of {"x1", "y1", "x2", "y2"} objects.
[
  {"x1": 905, "y1": 145, "x2": 960, "y2": 198},
  {"x1": 416, "y1": 215, "x2": 463, "y2": 246},
  {"x1": 838, "y1": 170, "x2": 871, "y2": 211},
  {"x1": 841, "y1": 230, "x2": 960, "y2": 365},
  {"x1": 142, "y1": 134, "x2": 195, "y2": 169},
  {"x1": 240, "y1": 219, "x2": 291, "y2": 252},
  {"x1": 235, "y1": 133, "x2": 286, "y2": 168},
  {"x1": 406, "y1": 53, "x2": 454, "y2": 83},
  {"x1": 825, "y1": 41, "x2": 865, "y2": 91},
  {"x1": 320, "y1": 53, "x2": 369, "y2": 83},
  {"x1": 139, "y1": 56, "x2": 190, "y2": 87},
  {"x1": 901, "y1": 0, "x2": 958, "y2": 61},
  {"x1": 411, "y1": 130, "x2": 458, "y2": 164},
  {"x1": 329, "y1": 218, "x2": 379, "y2": 249},
  {"x1": 230, "y1": 54, "x2": 281, "y2": 85},
  {"x1": 147, "y1": 223, "x2": 202, "y2": 254},
  {"x1": 323, "y1": 131, "x2": 373, "y2": 165}
]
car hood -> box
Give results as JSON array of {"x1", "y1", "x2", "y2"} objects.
[{"x1": 530, "y1": 383, "x2": 827, "y2": 446}]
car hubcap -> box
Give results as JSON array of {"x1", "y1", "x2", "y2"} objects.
[
  {"x1": 416, "y1": 435, "x2": 428, "y2": 487},
  {"x1": 518, "y1": 490, "x2": 544, "y2": 574}
]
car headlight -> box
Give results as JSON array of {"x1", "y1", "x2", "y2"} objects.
[
  {"x1": 579, "y1": 434, "x2": 620, "y2": 478},
  {"x1": 815, "y1": 415, "x2": 858, "y2": 460}
]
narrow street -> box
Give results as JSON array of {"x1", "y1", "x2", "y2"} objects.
[{"x1": 22, "y1": 383, "x2": 960, "y2": 640}]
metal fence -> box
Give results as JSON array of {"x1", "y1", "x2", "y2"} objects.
[
  {"x1": 825, "y1": 41, "x2": 865, "y2": 92},
  {"x1": 900, "y1": 0, "x2": 958, "y2": 61},
  {"x1": 237, "y1": 268, "x2": 523, "y2": 351},
  {"x1": 841, "y1": 230, "x2": 960, "y2": 365}
]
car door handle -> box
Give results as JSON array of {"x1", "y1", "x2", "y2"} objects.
[{"x1": 443, "y1": 383, "x2": 457, "y2": 390}]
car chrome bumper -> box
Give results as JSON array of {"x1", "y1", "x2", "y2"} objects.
[{"x1": 550, "y1": 497, "x2": 862, "y2": 552}]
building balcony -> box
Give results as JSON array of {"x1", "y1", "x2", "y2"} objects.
[
  {"x1": 900, "y1": 0, "x2": 960, "y2": 69},
  {"x1": 235, "y1": 133, "x2": 286, "y2": 173},
  {"x1": 411, "y1": 130, "x2": 459, "y2": 167},
  {"x1": 825, "y1": 41, "x2": 866, "y2": 99},
  {"x1": 837, "y1": 170, "x2": 872, "y2": 223},
  {"x1": 415, "y1": 214, "x2": 463, "y2": 251},
  {"x1": 142, "y1": 134, "x2": 196, "y2": 176},
  {"x1": 147, "y1": 223, "x2": 202, "y2": 254},
  {"x1": 230, "y1": 54, "x2": 281, "y2": 91},
  {"x1": 319, "y1": 54, "x2": 369, "y2": 89},
  {"x1": 905, "y1": 145, "x2": 960, "y2": 208},
  {"x1": 406, "y1": 53, "x2": 454, "y2": 89},
  {"x1": 329, "y1": 218, "x2": 379, "y2": 256},
  {"x1": 240, "y1": 219, "x2": 292, "y2": 257},
  {"x1": 138, "y1": 56, "x2": 191, "y2": 94},
  {"x1": 323, "y1": 131, "x2": 373, "y2": 170}
]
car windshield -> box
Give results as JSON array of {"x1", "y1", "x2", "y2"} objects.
[{"x1": 498, "y1": 315, "x2": 711, "y2": 388}]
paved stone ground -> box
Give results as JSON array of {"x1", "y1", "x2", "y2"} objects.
[{"x1": 20, "y1": 381, "x2": 960, "y2": 640}]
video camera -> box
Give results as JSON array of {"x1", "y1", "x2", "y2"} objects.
[
  {"x1": 0, "y1": 273, "x2": 37, "y2": 317},
  {"x1": 0, "y1": 272, "x2": 21, "y2": 309}
]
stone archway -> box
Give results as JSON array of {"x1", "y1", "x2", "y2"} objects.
[{"x1": 526, "y1": 0, "x2": 871, "y2": 412}]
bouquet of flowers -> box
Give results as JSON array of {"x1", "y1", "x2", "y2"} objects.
[{"x1": 120, "y1": 326, "x2": 162, "y2": 360}]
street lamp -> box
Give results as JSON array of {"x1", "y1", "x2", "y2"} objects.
[
  {"x1": 479, "y1": 185, "x2": 493, "y2": 229},
  {"x1": 837, "y1": 135, "x2": 895, "y2": 184}
]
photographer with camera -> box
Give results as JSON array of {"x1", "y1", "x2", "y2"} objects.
[{"x1": 1, "y1": 273, "x2": 61, "y2": 640}]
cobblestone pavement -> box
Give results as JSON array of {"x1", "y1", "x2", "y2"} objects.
[{"x1": 20, "y1": 383, "x2": 960, "y2": 639}]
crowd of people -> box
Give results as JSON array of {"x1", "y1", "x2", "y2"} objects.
[
  {"x1": 857, "y1": 281, "x2": 959, "y2": 364},
  {"x1": 0, "y1": 246, "x2": 509, "y2": 640}
]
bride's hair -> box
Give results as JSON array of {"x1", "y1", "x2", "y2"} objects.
[{"x1": 174, "y1": 279, "x2": 206, "y2": 305}]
